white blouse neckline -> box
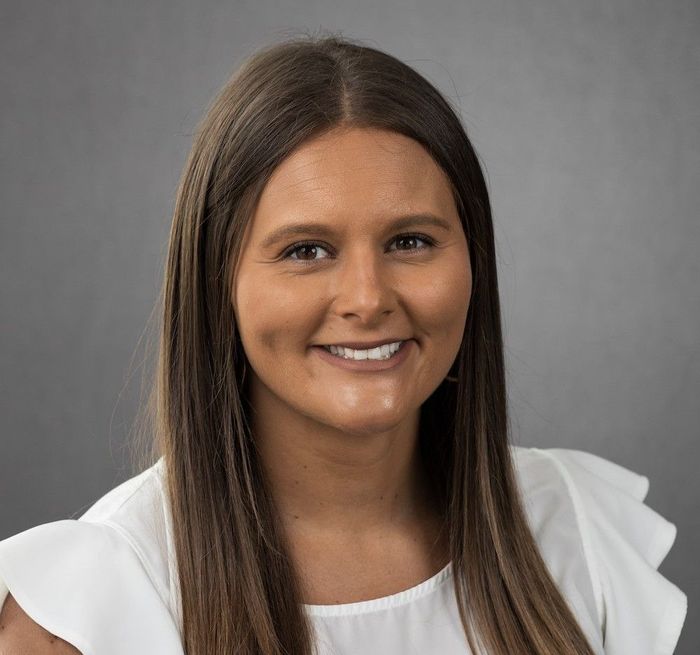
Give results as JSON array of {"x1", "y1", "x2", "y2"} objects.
[{"x1": 303, "y1": 560, "x2": 454, "y2": 617}]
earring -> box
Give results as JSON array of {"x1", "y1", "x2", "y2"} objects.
[
  {"x1": 445, "y1": 367, "x2": 459, "y2": 383},
  {"x1": 445, "y1": 359, "x2": 459, "y2": 383}
]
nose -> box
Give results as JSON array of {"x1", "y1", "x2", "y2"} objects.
[{"x1": 332, "y1": 245, "x2": 395, "y2": 322}]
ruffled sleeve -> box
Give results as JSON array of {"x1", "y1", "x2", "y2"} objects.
[
  {"x1": 535, "y1": 447, "x2": 688, "y2": 655},
  {"x1": 0, "y1": 518, "x2": 184, "y2": 655}
]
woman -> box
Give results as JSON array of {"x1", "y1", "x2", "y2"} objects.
[{"x1": 0, "y1": 34, "x2": 687, "y2": 655}]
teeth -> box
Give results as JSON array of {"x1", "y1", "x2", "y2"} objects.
[{"x1": 324, "y1": 341, "x2": 403, "y2": 360}]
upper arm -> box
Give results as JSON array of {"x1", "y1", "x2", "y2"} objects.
[{"x1": 0, "y1": 592, "x2": 83, "y2": 654}]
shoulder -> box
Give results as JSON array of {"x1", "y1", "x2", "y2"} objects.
[
  {"x1": 509, "y1": 444, "x2": 688, "y2": 655},
  {"x1": 78, "y1": 458, "x2": 177, "y2": 611},
  {"x1": 0, "y1": 592, "x2": 82, "y2": 654},
  {"x1": 0, "y1": 458, "x2": 185, "y2": 655}
]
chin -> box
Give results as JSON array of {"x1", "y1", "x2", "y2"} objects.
[{"x1": 325, "y1": 410, "x2": 409, "y2": 437}]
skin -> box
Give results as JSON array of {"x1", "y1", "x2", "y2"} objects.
[
  {"x1": 0, "y1": 593, "x2": 81, "y2": 653},
  {"x1": 232, "y1": 126, "x2": 472, "y2": 603}
]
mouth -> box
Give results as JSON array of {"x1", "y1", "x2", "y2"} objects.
[
  {"x1": 311, "y1": 339, "x2": 414, "y2": 372},
  {"x1": 320, "y1": 340, "x2": 406, "y2": 361}
]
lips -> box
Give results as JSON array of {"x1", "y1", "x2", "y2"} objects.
[{"x1": 313, "y1": 338, "x2": 414, "y2": 371}]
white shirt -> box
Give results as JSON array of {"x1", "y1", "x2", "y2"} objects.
[{"x1": 0, "y1": 446, "x2": 688, "y2": 654}]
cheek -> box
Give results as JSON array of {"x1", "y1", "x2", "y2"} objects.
[
  {"x1": 236, "y1": 286, "x2": 277, "y2": 353},
  {"x1": 411, "y1": 257, "x2": 471, "y2": 338},
  {"x1": 235, "y1": 273, "x2": 315, "y2": 356},
  {"x1": 259, "y1": 330, "x2": 276, "y2": 351}
]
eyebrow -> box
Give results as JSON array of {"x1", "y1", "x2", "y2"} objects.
[{"x1": 260, "y1": 213, "x2": 453, "y2": 249}]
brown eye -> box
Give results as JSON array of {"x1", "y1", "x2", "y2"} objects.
[
  {"x1": 282, "y1": 241, "x2": 331, "y2": 262},
  {"x1": 395, "y1": 236, "x2": 419, "y2": 250},
  {"x1": 390, "y1": 234, "x2": 435, "y2": 252},
  {"x1": 295, "y1": 245, "x2": 318, "y2": 260}
]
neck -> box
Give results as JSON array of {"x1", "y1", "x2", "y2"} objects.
[{"x1": 250, "y1": 385, "x2": 439, "y2": 540}]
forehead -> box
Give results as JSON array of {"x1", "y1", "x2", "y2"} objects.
[{"x1": 250, "y1": 127, "x2": 458, "y2": 232}]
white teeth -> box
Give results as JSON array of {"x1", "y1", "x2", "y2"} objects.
[{"x1": 324, "y1": 341, "x2": 403, "y2": 360}]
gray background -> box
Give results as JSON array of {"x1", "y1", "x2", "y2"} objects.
[{"x1": 1, "y1": 1, "x2": 698, "y2": 652}]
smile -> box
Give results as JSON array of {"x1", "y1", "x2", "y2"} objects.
[
  {"x1": 322, "y1": 341, "x2": 403, "y2": 361},
  {"x1": 312, "y1": 340, "x2": 413, "y2": 372}
]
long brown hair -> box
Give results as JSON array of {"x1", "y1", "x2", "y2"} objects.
[{"x1": 141, "y1": 31, "x2": 597, "y2": 655}]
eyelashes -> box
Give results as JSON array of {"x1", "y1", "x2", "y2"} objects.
[{"x1": 280, "y1": 233, "x2": 437, "y2": 264}]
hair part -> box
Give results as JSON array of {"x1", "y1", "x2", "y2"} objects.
[{"x1": 134, "y1": 29, "x2": 599, "y2": 655}]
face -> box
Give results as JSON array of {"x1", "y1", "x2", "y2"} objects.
[{"x1": 232, "y1": 126, "x2": 472, "y2": 437}]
